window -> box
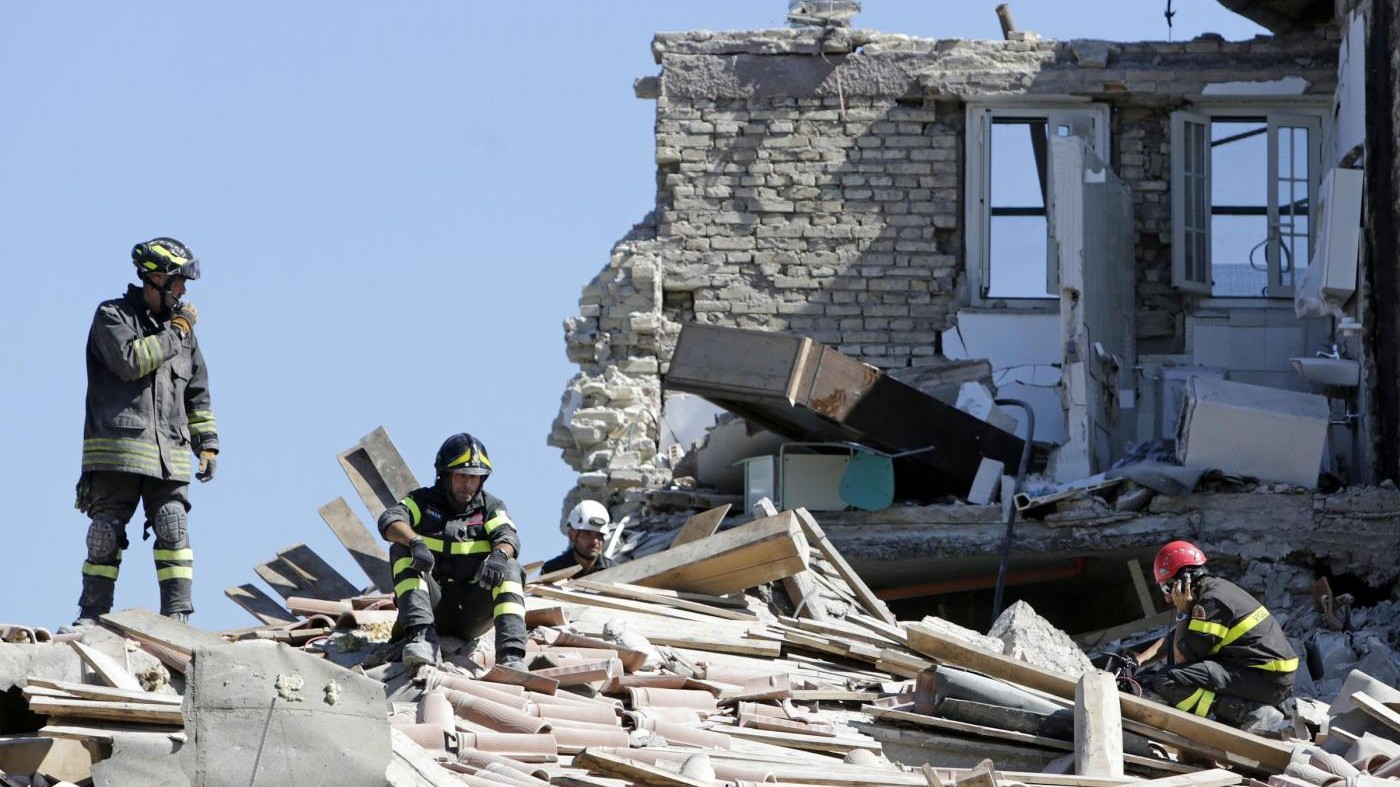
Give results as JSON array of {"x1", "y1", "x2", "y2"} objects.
[
  {"x1": 1172, "y1": 109, "x2": 1322, "y2": 297},
  {"x1": 965, "y1": 104, "x2": 1109, "y2": 304}
]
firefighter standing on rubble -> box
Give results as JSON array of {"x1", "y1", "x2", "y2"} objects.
[
  {"x1": 539, "y1": 500, "x2": 616, "y2": 577},
  {"x1": 72, "y1": 238, "x2": 218, "y2": 626},
  {"x1": 1132, "y1": 540, "x2": 1298, "y2": 733},
  {"x1": 377, "y1": 433, "x2": 528, "y2": 671}
]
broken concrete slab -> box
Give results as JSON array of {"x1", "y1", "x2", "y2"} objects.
[
  {"x1": 91, "y1": 731, "x2": 189, "y2": 787},
  {"x1": 989, "y1": 601, "x2": 1095, "y2": 680},
  {"x1": 1176, "y1": 377, "x2": 1329, "y2": 488},
  {"x1": 181, "y1": 640, "x2": 389, "y2": 785},
  {"x1": 0, "y1": 643, "x2": 85, "y2": 691}
]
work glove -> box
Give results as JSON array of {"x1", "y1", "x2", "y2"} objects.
[
  {"x1": 474, "y1": 549, "x2": 515, "y2": 590},
  {"x1": 196, "y1": 450, "x2": 217, "y2": 483},
  {"x1": 74, "y1": 472, "x2": 92, "y2": 513},
  {"x1": 408, "y1": 536, "x2": 435, "y2": 574},
  {"x1": 170, "y1": 302, "x2": 199, "y2": 337}
]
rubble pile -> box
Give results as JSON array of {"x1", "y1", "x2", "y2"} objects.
[{"x1": 2, "y1": 503, "x2": 1398, "y2": 786}]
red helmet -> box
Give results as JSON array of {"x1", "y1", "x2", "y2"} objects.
[{"x1": 1153, "y1": 540, "x2": 1207, "y2": 584}]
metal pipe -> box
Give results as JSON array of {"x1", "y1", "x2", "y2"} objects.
[{"x1": 991, "y1": 398, "x2": 1035, "y2": 623}]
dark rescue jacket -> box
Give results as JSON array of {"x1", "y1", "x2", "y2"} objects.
[
  {"x1": 378, "y1": 487, "x2": 520, "y2": 584},
  {"x1": 82, "y1": 285, "x2": 217, "y2": 480},
  {"x1": 1180, "y1": 576, "x2": 1299, "y2": 675},
  {"x1": 540, "y1": 549, "x2": 614, "y2": 577}
]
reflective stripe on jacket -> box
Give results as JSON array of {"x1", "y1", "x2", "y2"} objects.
[
  {"x1": 378, "y1": 486, "x2": 521, "y2": 580},
  {"x1": 1180, "y1": 576, "x2": 1298, "y2": 673},
  {"x1": 82, "y1": 285, "x2": 217, "y2": 480}
]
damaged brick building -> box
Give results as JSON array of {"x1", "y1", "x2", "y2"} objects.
[{"x1": 547, "y1": 0, "x2": 1400, "y2": 675}]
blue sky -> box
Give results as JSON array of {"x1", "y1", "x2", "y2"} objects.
[{"x1": 0, "y1": 2, "x2": 1265, "y2": 632}]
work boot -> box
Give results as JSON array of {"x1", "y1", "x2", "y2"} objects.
[
  {"x1": 401, "y1": 625, "x2": 440, "y2": 671},
  {"x1": 61, "y1": 607, "x2": 104, "y2": 632},
  {"x1": 1239, "y1": 704, "x2": 1287, "y2": 737},
  {"x1": 495, "y1": 655, "x2": 529, "y2": 673},
  {"x1": 1213, "y1": 695, "x2": 1285, "y2": 735},
  {"x1": 165, "y1": 612, "x2": 190, "y2": 624}
]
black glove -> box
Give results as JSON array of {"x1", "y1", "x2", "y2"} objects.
[
  {"x1": 74, "y1": 473, "x2": 92, "y2": 513},
  {"x1": 408, "y1": 537, "x2": 435, "y2": 574},
  {"x1": 196, "y1": 451, "x2": 217, "y2": 483},
  {"x1": 474, "y1": 550, "x2": 515, "y2": 590}
]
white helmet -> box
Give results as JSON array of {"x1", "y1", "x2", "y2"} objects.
[{"x1": 565, "y1": 500, "x2": 611, "y2": 535}]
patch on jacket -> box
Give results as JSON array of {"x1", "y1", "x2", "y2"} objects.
[{"x1": 1192, "y1": 604, "x2": 1208, "y2": 619}]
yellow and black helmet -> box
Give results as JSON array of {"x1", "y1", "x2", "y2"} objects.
[
  {"x1": 132, "y1": 237, "x2": 200, "y2": 281},
  {"x1": 434, "y1": 432, "x2": 492, "y2": 479}
]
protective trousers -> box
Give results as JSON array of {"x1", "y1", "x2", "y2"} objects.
[
  {"x1": 389, "y1": 542, "x2": 526, "y2": 662},
  {"x1": 1151, "y1": 637, "x2": 1293, "y2": 724},
  {"x1": 78, "y1": 471, "x2": 193, "y2": 616}
]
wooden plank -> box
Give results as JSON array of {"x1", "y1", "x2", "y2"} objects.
[
  {"x1": 26, "y1": 679, "x2": 181, "y2": 706},
  {"x1": 669, "y1": 504, "x2": 731, "y2": 548},
  {"x1": 1073, "y1": 610, "x2": 1174, "y2": 650},
  {"x1": 527, "y1": 584, "x2": 726, "y2": 623},
  {"x1": 276, "y1": 543, "x2": 362, "y2": 601},
  {"x1": 782, "y1": 570, "x2": 830, "y2": 621},
  {"x1": 1127, "y1": 560, "x2": 1157, "y2": 619},
  {"x1": 224, "y1": 583, "x2": 297, "y2": 624},
  {"x1": 904, "y1": 621, "x2": 1291, "y2": 772},
  {"x1": 586, "y1": 511, "x2": 808, "y2": 595},
  {"x1": 319, "y1": 497, "x2": 394, "y2": 592},
  {"x1": 254, "y1": 560, "x2": 305, "y2": 601},
  {"x1": 26, "y1": 697, "x2": 183, "y2": 725},
  {"x1": 723, "y1": 724, "x2": 882, "y2": 754},
  {"x1": 1350, "y1": 692, "x2": 1400, "y2": 735},
  {"x1": 534, "y1": 564, "x2": 582, "y2": 584},
  {"x1": 1129, "y1": 770, "x2": 1241, "y2": 787},
  {"x1": 794, "y1": 508, "x2": 897, "y2": 625},
  {"x1": 338, "y1": 426, "x2": 421, "y2": 519},
  {"x1": 100, "y1": 609, "x2": 227, "y2": 656},
  {"x1": 570, "y1": 578, "x2": 757, "y2": 621},
  {"x1": 1075, "y1": 670, "x2": 1124, "y2": 777},
  {"x1": 69, "y1": 641, "x2": 141, "y2": 691},
  {"x1": 573, "y1": 747, "x2": 716, "y2": 787},
  {"x1": 40, "y1": 724, "x2": 183, "y2": 744}
]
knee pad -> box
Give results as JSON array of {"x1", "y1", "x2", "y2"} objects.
[
  {"x1": 151, "y1": 502, "x2": 188, "y2": 549},
  {"x1": 85, "y1": 516, "x2": 126, "y2": 562}
]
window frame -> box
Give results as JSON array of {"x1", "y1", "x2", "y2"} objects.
[
  {"x1": 1170, "y1": 103, "x2": 1326, "y2": 299},
  {"x1": 964, "y1": 102, "x2": 1111, "y2": 309}
]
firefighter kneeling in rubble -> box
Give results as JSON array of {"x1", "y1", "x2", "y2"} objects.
[
  {"x1": 1133, "y1": 540, "x2": 1298, "y2": 733},
  {"x1": 377, "y1": 433, "x2": 528, "y2": 672}
]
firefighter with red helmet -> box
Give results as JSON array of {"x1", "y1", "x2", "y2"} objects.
[
  {"x1": 1132, "y1": 540, "x2": 1298, "y2": 733},
  {"x1": 377, "y1": 433, "x2": 527, "y2": 672}
]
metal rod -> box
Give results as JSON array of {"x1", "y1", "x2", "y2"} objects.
[{"x1": 991, "y1": 398, "x2": 1035, "y2": 623}]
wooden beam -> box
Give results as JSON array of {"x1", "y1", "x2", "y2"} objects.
[
  {"x1": 586, "y1": 511, "x2": 809, "y2": 595},
  {"x1": 670, "y1": 504, "x2": 731, "y2": 547},
  {"x1": 573, "y1": 747, "x2": 717, "y2": 787},
  {"x1": 782, "y1": 570, "x2": 830, "y2": 621},
  {"x1": 26, "y1": 679, "x2": 181, "y2": 706},
  {"x1": 1127, "y1": 770, "x2": 1241, "y2": 787},
  {"x1": 69, "y1": 641, "x2": 140, "y2": 691},
  {"x1": 254, "y1": 559, "x2": 305, "y2": 601},
  {"x1": 1075, "y1": 670, "x2": 1123, "y2": 777},
  {"x1": 1350, "y1": 691, "x2": 1400, "y2": 735},
  {"x1": 570, "y1": 579, "x2": 757, "y2": 621},
  {"x1": 319, "y1": 497, "x2": 393, "y2": 592},
  {"x1": 276, "y1": 543, "x2": 362, "y2": 601},
  {"x1": 904, "y1": 621, "x2": 1291, "y2": 772},
  {"x1": 26, "y1": 697, "x2": 183, "y2": 725},
  {"x1": 224, "y1": 584, "x2": 297, "y2": 624},
  {"x1": 338, "y1": 426, "x2": 420, "y2": 519},
  {"x1": 99, "y1": 609, "x2": 227, "y2": 656},
  {"x1": 1127, "y1": 559, "x2": 1157, "y2": 619},
  {"x1": 794, "y1": 508, "x2": 897, "y2": 625}
]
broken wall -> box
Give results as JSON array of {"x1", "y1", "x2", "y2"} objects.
[{"x1": 551, "y1": 26, "x2": 1338, "y2": 511}]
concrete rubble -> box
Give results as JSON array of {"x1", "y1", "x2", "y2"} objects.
[{"x1": 1, "y1": 499, "x2": 1396, "y2": 785}]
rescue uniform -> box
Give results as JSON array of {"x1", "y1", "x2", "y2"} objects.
[
  {"x1": 77, "y1": 284, "x2": 217, "y2": 616},
  {"x1": 1151, "y1": 575, "x2": 1298, "y2": 722},
  {"x1": 378, "y1": 487, "x2": 526, "y2": 661},
  {"x1": 540, "y1": 549, "x2": 614, "y2": 577}
]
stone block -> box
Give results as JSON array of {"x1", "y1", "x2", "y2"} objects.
[{"x1": 989, "y1": 600, "x2": 1095, "y2": 679}]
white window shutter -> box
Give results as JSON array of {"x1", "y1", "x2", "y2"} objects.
[{"x1": 1172, "y1": 111, "x2": 1212, "y2": 293}]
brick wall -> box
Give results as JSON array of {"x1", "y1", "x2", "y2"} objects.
[{"x1": 550, "y1": 26, "x2": 1338, "y2": 515}]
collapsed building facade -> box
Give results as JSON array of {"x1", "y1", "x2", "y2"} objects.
[
  {"x1": 548, "y1": 0, "x2": 1400, "y2": 667},
  {"x1": 548, "y1": 0, "x2": 1400, "y2": 649}
]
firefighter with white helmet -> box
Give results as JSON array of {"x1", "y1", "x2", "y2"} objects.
[{"x1": 540, "y1": 500, "x2": 615, "y2": 577}]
